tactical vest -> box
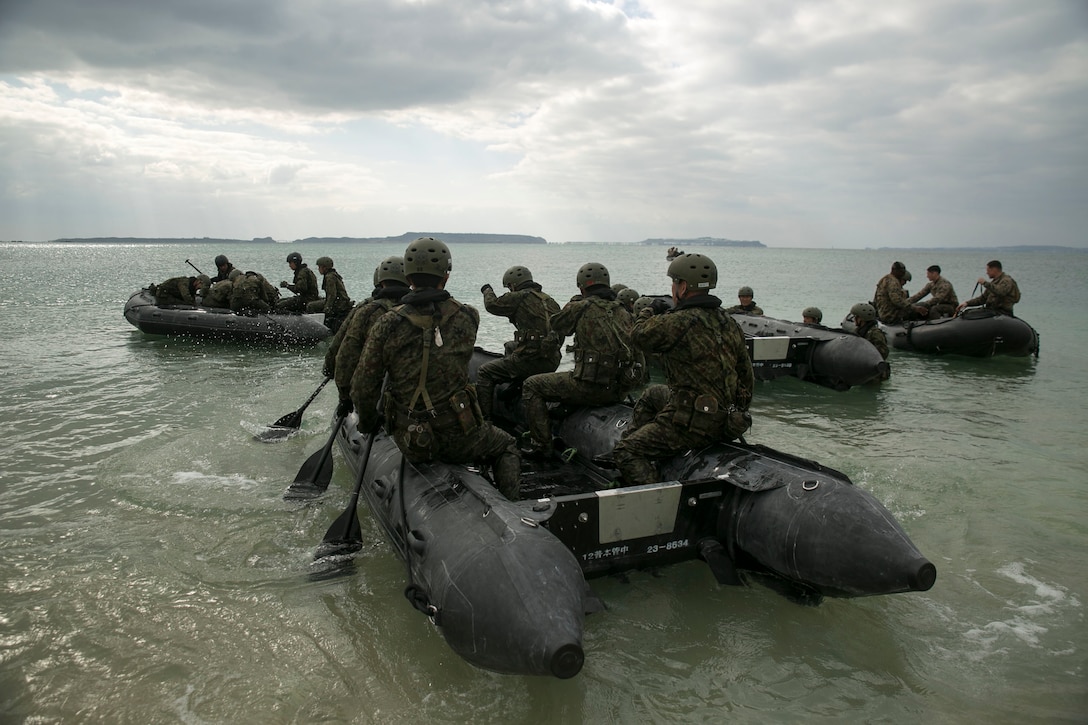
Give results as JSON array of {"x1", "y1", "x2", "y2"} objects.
[
  {"x1": 570, "y1": 299, "x2": 639, "y2": 387},
  {"x1": 513, "y1": 290, "x2": 560, "y2": 353},
  {"x1": 386, "y1": 302, "x2": 480, "y2": 460}
]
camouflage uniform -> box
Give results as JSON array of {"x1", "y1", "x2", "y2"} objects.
[
  {"x1": 873, "y1": 273, "x2": 914, "y2": 323},
  {"x1": 151, "y1": 277, "x2": 196, "y2": 306},
  {"x1": 521, "y1": 288, "x2": 638, "y2": 448},
  {"x1": 612, "y1": 294, "x2": 756, "y2": 485},
  {"x1": 856, "y1": 320, "x2": 890, "y2": 362},
  {"x1": 352, "y1": 289, "x2": 521, "y2": 499},
  {"x1": 726, "y1": 301, "x2": 764, "y2": 315},
  {"x1": 332, "y1": 286, "x2": 409, "y2": 400},
  {"x1": 276, "y1": 264, "x2": 319, "y2": 312},
  {"x1": 211, "y1": 263, "x2": 234, "y2": 284},
  {"x1": 323, "y1": 289, "x2": 377, "y2": 380},
  {"x1": 230, "y1": 273, "x2": 274, "y2": 313},
  {"x1": 477, "y1": 282, "x2": 562, "y2": 420},
  {"x1": 306, "y1": 268, "x2": 353, "y2": 331},
  {"x1": 907, "y1": 275, "x2": 959, "y2": 319},
  {"x1": 963, "y1": 272, "x2": 1020, "y2": 315},
  {"x1": 201, "y1": 279, "x2": 234, "y2": 309}
]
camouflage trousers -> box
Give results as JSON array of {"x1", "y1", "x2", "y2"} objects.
[
  {"x1": 476, "y1": 352, "x2": 561, "y2": 420},
  {"x1": 521, "y1": 371, "x2": 629, "y2": 448},
  {"x1": 612, "y1": 384, "x2": 721, "y2": 486},
  {"x1": 276, "y1": 295, "x2": 312, "y2": 313},
  {"x1": 391, "y1": 419, "x2": 522, "y2": 501},
  {"x1": 923, "y1": 303, "x2": 956, "y2": 320}
]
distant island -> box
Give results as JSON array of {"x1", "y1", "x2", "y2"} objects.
[
  {"x1": 638, "y1": 236, "x2": 765, "y2": 248},
  {"x1": 40, "y1": 232, "x2": 547, "y2": 245},
  {"x1": 874, "y1": 245, "x2": 1086, "y2": 253},
  {"x1": 294, "y1": 232, "x2": 546, "y2": 245}
]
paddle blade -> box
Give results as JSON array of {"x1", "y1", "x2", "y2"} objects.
[
  {"x1": 294, "y1": 446, "x2": 334, "y2": 486},
  {"x1": 270, "y1": 410, "x2": 304, "y2": 430},
  {"x1": 255, "y1": 425, "x2": 298, "y2": 442},
  {"x1": 314, "y1": 506, "x2": 363, "y2": 561},
  {"x1": 313, "y1": 537, "x2": 363, "y2": 562}
]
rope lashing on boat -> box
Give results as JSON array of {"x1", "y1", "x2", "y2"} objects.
[
  {"x1": 398, "y1": 454, "x2": 441, "y2": 625},
  {"x1": 404, "y1": 584, "x2": 440, "y2": 623}
]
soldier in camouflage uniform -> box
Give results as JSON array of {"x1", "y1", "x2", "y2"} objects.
[
  {"x1": 476, "y1": 265, "x2": 562, "y2": 420},
  {"x1": 726, "y1": 285, "x2": 764, "y2": 315},
  {"x1": 201, "y1": 269, "x2": 241, "y2": 309},
  {"x1": 211, "y1": 255, "x2": 234, "y2": 283},
  {"x1": 352, "y1": 238, "x2": 521, "y2": 500},
  {"x1": 616, "y1": 287, "x2": 640, "y2": 314},
  {"x1": 151, "y1": 275, "x2": 208, "y2": 306},
  {"x1": 327, "y1": 256, "x2": 411, "y2": 417},
  {"x1": 520, "y1": 262, "x2": 640, "y2": 455},
  {"x1": 323, "y1": 264, "x2": 384, "y2": 380},
  {"x1": 306, "y1": 256, "x2": 353, "y2": 333},
  {"x1": 873, "y1": 261, "x2": 919, "y2": 323},
  {"x1": 850, "y1": 302, "x2": 891, "y2": 366},
  {"x1": 230, "y1": 271, "x2": 278, "y2": 313},
  {"x1": 907, "y1": 265, "x2": 959, "y2": 319},
  {"x1": 801, "y1": 306, "x2": 824, "y2": 326},
  {"x1": 276, "y1": 252, "x2": 320, "y2": 312},
  {"x1": 957, "y1": 260, "x2": 1021, "y2": 315},
  {"x1": 612, "y1": 254, "x2": 756, "y2": 485}
]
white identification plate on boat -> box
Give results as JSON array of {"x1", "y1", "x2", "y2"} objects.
[
  {"x1": 596, "y1": 482, "x2": 682, "y2": 544},
  {"x1": 748, "y1": 336, "x2": 791, "y2": 361}
]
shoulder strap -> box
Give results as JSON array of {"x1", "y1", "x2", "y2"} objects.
[{"x1": 394, "y1": 301, "x2": 467, "y2": 411}]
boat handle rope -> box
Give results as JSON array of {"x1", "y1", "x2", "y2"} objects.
[
  {"x1": 398, "y1": 455, "x2": 441, "y2": 624},
  {"x1": 802, "y1": 480, "x2": 819, "y2": 491}
]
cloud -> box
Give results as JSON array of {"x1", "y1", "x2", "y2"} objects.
[{"x1": 0, "y1": 0, "x2": 1085, "y2": 246}]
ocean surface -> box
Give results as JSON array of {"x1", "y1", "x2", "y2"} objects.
[{"x1": 0, "y1": 241, "x2": 1085, "y2": 723}]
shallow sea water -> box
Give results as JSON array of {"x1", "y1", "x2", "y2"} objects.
[{"x1": 0, "y1": 241, "x2": 1085, "y2": 723}]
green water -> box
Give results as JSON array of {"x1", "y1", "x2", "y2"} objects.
[{"x1": 0, "y1": 241, "x2": 1085, "y2": 723}]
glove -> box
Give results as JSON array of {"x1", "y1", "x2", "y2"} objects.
[
  {"x1": 279, "y1": 280, "x2": 289, "y2": 288},
  {"x1": 650, "y1": 299, "x2": 671, "y2": 315},
  {"x1": 336, "y1": 398, "x2": 354, "y2": 418},
  {"x1": 481, "y1": 283, "x2": 493, "y2": 294}
]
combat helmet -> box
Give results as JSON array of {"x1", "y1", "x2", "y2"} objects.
[
  {"x1": 667, "y1": 253, "x2": 717, "y2": 290},
  {"x1": 404, "y1": 237, "x2": 452, "y2": 277},
  {"x1": 617, "y1": 288, "x2": 640, "y2": 307},
  {"x1": 850, "y1": 302, "x2": 876, "y2": 322},
  {"x1": 633, "y1": 296, "x2": 654, "y2": 315},
  {"x1": 286, "y1": 251, "x2": 303, "y2": 266},
  {"x1": 214, "y1": 254, "x2": 230, "y2": 267},
  {"x1": 576, "y1": 262, "x2": 610, "y2": 290},
  {"x1": 802, "y1": 306, "x2": 823, "y2": 323},
  {"x1": 375, "y1": 255, "x2": 408, "y2": 286},
  {"x1": 502, "y1": 265, "x2": 533, "y2": 288},
  {"x1": 316, "y1": 256, "x2": 334, "y2": 268},
  {"x1": 738, "y1": 285, "x2": 754, "y2": 297}
]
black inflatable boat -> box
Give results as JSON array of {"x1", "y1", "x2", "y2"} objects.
[
  {"x1": 321, "y1": 349, "x2": 935, "y2": 678},
  {"x1": 730, "y1": 312, "x2": 890, "y2": 390},
  {"x1": 842, "y1": 308, "x2": 1039, "y2": 358},
  {"x1": 124, "y1": 289, "x2": 330, "y2": 345}
]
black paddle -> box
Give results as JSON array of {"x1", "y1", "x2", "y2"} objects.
[
  {"x1": 257, "y1": 378, "x2": 331, "y2": 441},
  {"x1": 283, "y1": 412, "x2": 345, "y2": 500},
  {"x1": 313, "y1": 432, "x2": 377, "y2": 560},
  {"x1": 185, "y1": 259, "x2": 205, "y2": 275}
]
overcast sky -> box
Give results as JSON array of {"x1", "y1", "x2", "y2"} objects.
[{"x1": 1, "y1": 0, "x2": 1085, "y2": 247}]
